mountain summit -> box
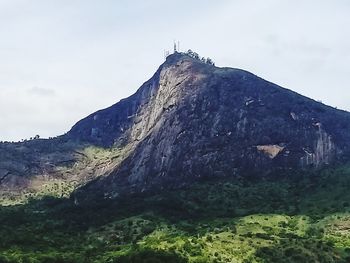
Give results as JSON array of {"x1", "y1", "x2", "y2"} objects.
[{"x1": 1, "y1": 52, "x2": 350, "y2": 203}]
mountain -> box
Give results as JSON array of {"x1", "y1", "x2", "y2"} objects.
[
  {"x1": 1, "y1": 52, "x2": 350, "y2": 204},
  {"x1": 70, "y1": 52, "x2": 350, "y2": 201},
  {"x1": 2, "y1": 52, "x2": 350, "y2": 263}
]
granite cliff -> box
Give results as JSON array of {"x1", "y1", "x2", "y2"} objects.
[
  {"x1": 1, "y1": 52, "x2": 350, "y2": 203},
  {"x1": 70, "y1": 52, "x2": 350, "y2": 201}
]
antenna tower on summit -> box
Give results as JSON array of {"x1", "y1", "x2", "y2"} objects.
[
  {"x1": 165, "y1": 40, "x2": 180, "y2": 60},
  {"x1": 173, "y1": 40, "x2": 180, "y2": 53},
  {"x1": 164, "y1": 49, "x2": 170, "y2": 60}
]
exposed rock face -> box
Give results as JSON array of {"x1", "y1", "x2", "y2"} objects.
[
  {"x1": 1, "y1": 52, "x2": 350, "y2": 203},
  {"x1": 256, "y1": 145, "x2": 285, "y2": 159},
  {"x1": 68, "y1": 52, "x2": 350, "y2": 201},
  {"x1": 300, "y1": 124, "x2": 336, "y2": 166}
]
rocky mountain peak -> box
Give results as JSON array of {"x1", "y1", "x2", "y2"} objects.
[
  {"x1": 68, "y1": 52, "x2": 350, "y2": 201},
  {"x1": 2, "y1": 52, "x2": 350, "y2": 203},
  {"x1": 67, "y1": 52, "x2": 214, "y2": 147}
]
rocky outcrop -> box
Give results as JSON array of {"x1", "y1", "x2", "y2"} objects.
[
  {"x1": 256, "y1": 145, "x2": 285, "y2": 159},
  {"x1": 2, "y1": 52, "x2": 350, "y2": 203},
  {"x1": 69, "y1": 52, "x2": 350, "y2": 201},
  {"x1": 300, "y1": 123, "x2": 336, "y2": 166}
]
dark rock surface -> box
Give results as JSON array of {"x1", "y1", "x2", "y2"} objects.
[
  {"x1": 69, "y1": 52, "x2": 350, "y2": 201},
  {"x1": 1, "y1": 52, "x2": 350, "y2": 203}
]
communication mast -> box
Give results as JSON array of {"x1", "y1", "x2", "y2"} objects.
[
  {"x1": 165, "y1": 40, "x2": 180, "y2": 60},
  {"x1": 173, "y1": 40, "x2": 181, "y2": 53},
  {"x1": 164, "y1": 49, "x2": 170, "y2": 60}
]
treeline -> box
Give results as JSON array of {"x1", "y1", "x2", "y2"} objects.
[{"x1": 185, "y1": 49, "x2": 215, "y2": 66}]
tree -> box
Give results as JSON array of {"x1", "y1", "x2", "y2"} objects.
[
  {"x1": 193, "y1": 52, "x2": 200, "y2": 60},
  {"x1": 186, "y1": 49, "x2": 199, "y2": 60},
  {"x1": 186, "y1": 49, "x2": 194, "y2": 57},
  {"x1": 206, "y1": 57, "x2": 214, "y2": 66}
]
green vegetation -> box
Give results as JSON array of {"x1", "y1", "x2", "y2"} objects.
[
  {"x1": 185, "y1": 50, "x2": 215, "y2": 66},
  {"x1": 1, "y1": 165, "x2": 350, "y2": 262}
]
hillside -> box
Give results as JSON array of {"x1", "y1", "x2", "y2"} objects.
[
  {"x1": 1, "y1": 165, "x2": 350, "y2": 262},
  {"x1": 2, "y1": 52, "x2": 350, "y2": 204},
  {"x1": 71, "y1": 52, "x2": 350, "y2": 201},
  {"x1": 1, "y1": 51, "x2": 350, "y2": 262}
]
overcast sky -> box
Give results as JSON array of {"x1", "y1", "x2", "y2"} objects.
[{"x1": 1, "y1": 0, "x2": 349, "y2": 141}]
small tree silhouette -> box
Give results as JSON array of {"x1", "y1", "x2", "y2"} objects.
[{"x1": 206, "y1": 57, "x2": 215, "y2": 66}]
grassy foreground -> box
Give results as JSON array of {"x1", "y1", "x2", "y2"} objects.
[{"x1": 1, "y1": 165, "x2": 350, "y2": 262}]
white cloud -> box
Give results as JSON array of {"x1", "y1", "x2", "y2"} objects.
[
  {"x1": 0, "y1": 0, "x2": 349, "y2": 141},
  {"x1": 27, "y1": 86, "x2": 55, "y2": 96}
]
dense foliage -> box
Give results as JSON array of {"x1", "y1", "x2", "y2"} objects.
[
  {"x1": 1, "y1": 165, "x2": 350, "y2": 262},
  {"x1": 185, "y1": 50, "x2": 215, "y2": 65}
]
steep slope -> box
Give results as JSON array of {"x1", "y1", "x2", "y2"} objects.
[
  {"x1": 1, "y1": 52, "x2": 350, "y2": 204},
  {"x1": 2, "y1": 51, "x2": 350, "y2": 262},
  {"x1": 70, "y1": 52, "x2": 350, "y2": 201}
]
